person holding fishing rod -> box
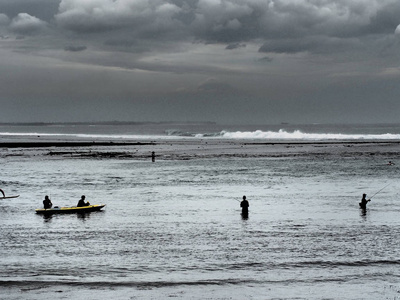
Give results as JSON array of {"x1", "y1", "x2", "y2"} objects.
[
  {"x1": 359, "y1": 194, "x2": 370, "y2": 210},
  {"x1": 359, "y1": 183, "x2": 390, "y2": 210}
]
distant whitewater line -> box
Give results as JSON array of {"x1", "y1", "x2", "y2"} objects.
[
  {"x1": 167, "y1": 129, "x2": 400, "y2": 140},
  {"x1": 1, "y1": 129, "x2": 400, "y2": 141},
  {"x1": 215, "y1": 130, "x2": 400, "y2": 140}
]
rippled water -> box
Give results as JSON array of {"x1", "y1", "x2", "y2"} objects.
[{"x1": 1, "y1": 144, "x2": 400, "y2": 299}]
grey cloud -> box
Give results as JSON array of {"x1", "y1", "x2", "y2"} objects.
[
  {"x1": 50, "y1": 0, "x2": 400, "y2": 53},
  {"x1": 0, "y1": 14, "x2": 10, "y2": 26},
  {"x1": 64, "y1": 45, "x2": 87, "y2": 52},
  {"x1": 9, "y1": 13, "x2": 48, "y2": 35},
  {"x1": 188, "y1": 0, "x2": 399, "y2": 43},
  {"x1": 55, "y1": 0, "x2": 183, "y2": 36},
  {"x1": 0, "y1": 0, "x2": 59, "y2": 22},
  {"x1": 225, "y1": 42, "x2": 246, "y2": 50},
  {"x1": 197, "y1": 78, "x2": 237, "y2": 93},
  {"x1": 104, "y1": 39, "x2": 137, "y2": 48},
  {"x1": 258, "y1": 56, "x2": 273, "y2": 63},
  {"x1": 258, "y1": 36, "x2": 362, "y2": 54},
  {"x1": 366, "y1": 2, "x2": 400, "y2": 35}
]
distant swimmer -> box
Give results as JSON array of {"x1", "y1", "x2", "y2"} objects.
[
  {"x1": 240, "y1": 195, "x2": 249, "y2": 217},
  {"x1": 359, "y1": 193, "x2": 370, "y2": 210},
  {"x1": 388, "y1": 161, "x2": 395, "y2": 165},
  {"x1": 77, "y1": 195, "x2": 90, "y2": 207},
  {"x1": 43, "y1": 195, "x2": 52, "y2": 209}
]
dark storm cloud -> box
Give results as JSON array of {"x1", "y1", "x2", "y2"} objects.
[
  {"x1": 55, "y1": 0, "x2": 183, "y2": 36},
  {"x1": 0, "y1": 0, "x2": 400, "y2": 124},
  {"x1": 47, "y1": 0, "x2": 400, "y2": 54}
]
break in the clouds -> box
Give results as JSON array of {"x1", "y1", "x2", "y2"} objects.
[{"x1": 0, "y1": 0, "x2": 400, "y2": 124}]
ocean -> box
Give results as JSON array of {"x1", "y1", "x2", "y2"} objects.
[
  {"x1": 1, "y1": 123, "x2": 400, "y2": 299},
  {"x1": 1, "y1": 122, "x2": 400, "y2": 141}
]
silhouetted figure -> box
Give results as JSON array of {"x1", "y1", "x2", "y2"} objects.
[
  {"x1": 0, "y1": 189, "x2": 5, "y2": 197},
  {"x1": 77, "y1": 195, "x2": 90, "y2": 207},
  {"x1": 240, "y1": 195, "x2": 249, "y2": 218},
  {"x1": 43, "y1": 195, "x2": 52, "y2": 209},
  {"x1": 359, "y1": 193, "x2": 370, "y2": 210},
  {"x1": 388, "y1": 161, "x2": 395, "y2": 165},
  {"x1": 151, "y1": 151, "x2": 155, "y2": 162}
]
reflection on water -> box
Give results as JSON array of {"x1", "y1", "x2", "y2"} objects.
[
  {"x1": 38, "y1": 211, "x2": 106, "y2": 222},
  {"x1": 241, "y1": 212, "x2": 249, "y2": 220},
  {"x1": 360, "y1": 207, "x2": 368, "y2": 220},
  {"x1": 77, "y1": 212, "x2": 90, "y2": 220}
]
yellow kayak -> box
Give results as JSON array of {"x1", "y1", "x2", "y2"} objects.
[{"x1": 35, "y1": 204, "x2": 106, "y2": 215}]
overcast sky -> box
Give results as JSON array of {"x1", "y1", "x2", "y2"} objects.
[{"x1": 0, "y1": 0, "x2": 400, "y2": 124}]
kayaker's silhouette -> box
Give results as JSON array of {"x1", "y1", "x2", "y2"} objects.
[
  {"x1": 77, "y1": 195, "x2": 90, "y2": 207},
  {"x1": 43, "y1": 195, "x2": 52, "y2": 209}
]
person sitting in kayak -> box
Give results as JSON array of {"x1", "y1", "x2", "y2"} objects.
[
  {"x1": 359, "y1": 193, "x2": 370, "y2": 209},
  {"x1": 77, "y1": 195, "x2": 90, "y2": 207},
  {"x1": 43, "y1": 195, "x2": 52, "y2": 209}
]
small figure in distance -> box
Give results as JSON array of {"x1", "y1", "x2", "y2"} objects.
[
  {"x1": 240, "y1": 195, "x2": 249, "y2": 218},
  {"x1": 359, "y1": 193, "x2": 370, "y2": 210},
  {"x1": 388, "y1": 161, "x2": 395, "y2": 166},
  {"x1": 77, "y1": 195, "x2": 90, "y2": 207},
  {"x1": 0, "y1": 188, "x2": 5, "y2": 197},
  {"x1": 151, "y1": 151, "x2": 155, "y2": 162},
  {"x1": 43, "y1": 195, "x2": 52, "y2": 209}
]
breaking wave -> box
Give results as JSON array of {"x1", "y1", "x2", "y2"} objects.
[
  {"x1": 168, "y1": 129, "x2": 400, "y2": 140},
  {"x1": 1, "y1": 129, "x2": 400, "y2": 141}
]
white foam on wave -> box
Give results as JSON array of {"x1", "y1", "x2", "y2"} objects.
[{"x1": 217, "y1": 129, "x2": 400, "y2": 140}]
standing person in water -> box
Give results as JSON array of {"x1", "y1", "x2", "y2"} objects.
[
  {"x1": 43, "y1": 195, "x2": 52, "y2": 209},
  {"x1": 240, "y1": 195, "x2": 249, "y2": 217},
  {"x1": 77, "y1": 195, "x2": 90, "y2": 207},
  {"x1": 359, "y1": 193, "x2": 370, "y2": 210}
]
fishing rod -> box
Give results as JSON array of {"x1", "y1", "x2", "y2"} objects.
[{"x1": 369, "y1": 183, "x2": 391, "y2": 200}]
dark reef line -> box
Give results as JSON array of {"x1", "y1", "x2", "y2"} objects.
[{"x1": 0, "y1": 142, "x2": 155, "y2": 148}]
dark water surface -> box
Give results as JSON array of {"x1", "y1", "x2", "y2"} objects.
[{"x1": 1, "y1": 140, "x2": 400, "y2": 299}]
